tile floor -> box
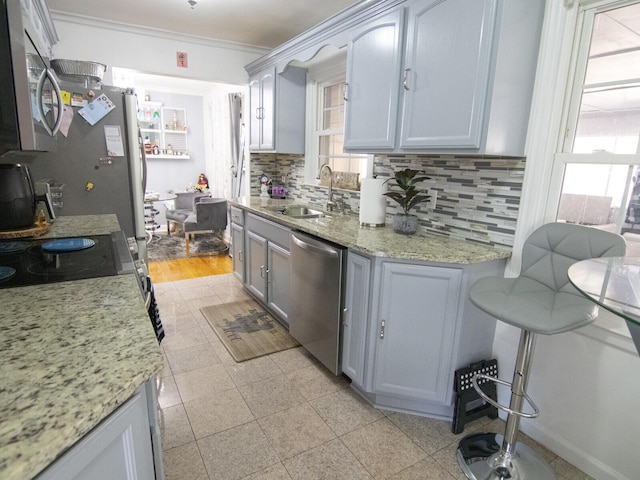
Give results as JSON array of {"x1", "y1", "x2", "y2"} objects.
[{"x1": 153, "y1": 273, "x2": 593, "y2": 480}]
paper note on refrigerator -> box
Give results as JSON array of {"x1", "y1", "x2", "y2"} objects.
[
  {"x1": 58, "y1": 105, "x2": 74, "y2": 137},
  {"x1": 77, "y1": 94, "x2": 116, "y2": 125},
  {"x1": 104, "y1": 125, "x2": 124, "y2": 156}
]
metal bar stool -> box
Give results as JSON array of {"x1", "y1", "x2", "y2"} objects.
[{"x1": 457, "y1": 222, "x2": 626, "y2": 480}]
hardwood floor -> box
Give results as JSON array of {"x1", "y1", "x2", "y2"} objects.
[{"x1": 148, "y1": 254, "x2": 232, "y2": 283}]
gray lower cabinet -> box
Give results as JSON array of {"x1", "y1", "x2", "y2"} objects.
[
  {"x1": 36, "y1": 380, "x2": 162, "y2": 480},
  {"x1": 266, "y1": 242, "x2": 290, "y2": 322},
  {"x1": 246, "y1": 230, "x2": 269, "y2": 303},
  {"x1": 231, "y1": 223, "x2": 245, "y2": 282},
  {"x1": 244, "y1": 213, "x2": 291, "y2": 325},
  {"x1": 344, "y1": 251, "x2": 505, "y2": 418},
  {"x1": 373, "y1": 262, "x2": 462, "y2": 406},
  {"x1": 342, "y1": 251, "x2": 372, "y2": 386}
]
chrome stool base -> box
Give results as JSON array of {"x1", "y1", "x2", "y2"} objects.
[{"x1": 457, "y1": 433, "x2": 555, "y2": 480}]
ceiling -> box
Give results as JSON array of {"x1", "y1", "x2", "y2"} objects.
[{"x1": 47, "y1": 0, "x2": 363, "y2": 49}]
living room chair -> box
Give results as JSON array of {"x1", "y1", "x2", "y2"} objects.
[
  {"x1": 457, "y1": 222, "x2": 626, "y2": 480},
  {"x1": 165, "y1": 191, "x2": 207, "y2": 235},
  {"x1": 183, "y1": 197, "x2": 228, "y2": 255}
]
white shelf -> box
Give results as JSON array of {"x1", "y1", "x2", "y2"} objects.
[
  {"x1": 146, "y1": 154, "x2": 191, "y2": 160},
  {"x1": 139, "y1": 104, "x2": 190, "y2": 158}
]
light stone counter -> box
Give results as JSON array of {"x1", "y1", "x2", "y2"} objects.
[
  {"x1": 0, "y1": 215, "x2": 162, "y2": 480},
  {"x1": 231, "y1": 197, "x2": 511, "y2": 264}
]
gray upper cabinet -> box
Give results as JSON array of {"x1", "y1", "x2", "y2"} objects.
[
  {"x1": 343, "y1": 8, "x2": 405, "y2": 150},
  {"x1": 399, "y1": 0, "x2": 496, "y2": 150},
  {"x1": 341, "y1": 0, "x2": 544, "y2": 156},
  {"x1": 248, "y1": 66, "x2": 306, "y2": 154},
  {"x1": 248, "y1": 67, "x2": 275, "y2": 151}
]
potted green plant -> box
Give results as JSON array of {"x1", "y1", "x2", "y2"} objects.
[{"x1": 383, "y1": 168, "x2": 431, "y2": 234}]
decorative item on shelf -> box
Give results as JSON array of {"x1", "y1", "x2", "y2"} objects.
[
  {"x1": 383, "y1": 168, "x2": 431, "y2": 235},
  {"x1": 271, "y1": 185, "x2": 286, "y2": 199},
  {"x1": 166, "y1": 144, "x2": 174, "y2": 156},
  {"x1": 259, "y1": 173, "x2": 270, "y2": 198},
  {"x1": 195, "y1": 173, "x2": 209, "y2": 192},
  {"x1": 144, "y1": 136, "x2": 152, "y2": 155},
  {"x1": 152, "y1": 140, "x2": 160, "y2": 155}
]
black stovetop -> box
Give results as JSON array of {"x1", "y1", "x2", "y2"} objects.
[{"x1": 0, "y1": 234, "x2": 121, "y2": 289}]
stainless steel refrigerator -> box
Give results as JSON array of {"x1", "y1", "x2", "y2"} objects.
[{"x1": 26, "y1": 85, "x2": 148, "y2": 260}]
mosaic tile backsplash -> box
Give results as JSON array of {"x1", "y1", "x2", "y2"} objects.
[{"x1": 249, "y1": 153, "x2": 524, "y2": 249}]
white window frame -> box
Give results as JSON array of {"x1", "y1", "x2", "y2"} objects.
[
  {"x1": 303, "y1": 52, "x2": 372, "y2": 187},
  {"x1": 304, "y1": 56, "x2": 346, "y2": 184},
  {"x1": 518, "y1": 0, "x2": 639, "y2": 353}
]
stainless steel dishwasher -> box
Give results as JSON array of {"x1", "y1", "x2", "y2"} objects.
[{"x1": 290, "y1": 231, "x2": 346, "y2": 375}]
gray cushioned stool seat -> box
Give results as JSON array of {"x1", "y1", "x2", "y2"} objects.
[{"x1": 470, "y1": 222, "x2": 626, "y2": 334}]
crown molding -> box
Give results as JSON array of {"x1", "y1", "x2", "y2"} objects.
[
  {"x1": 49, "y1": 11, "x2": 270, "y2": 56},
  {"x1": 243, "y1": 0, "x2": 406, "y2": 75}
]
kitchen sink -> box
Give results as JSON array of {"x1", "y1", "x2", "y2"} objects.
[{"x1": 269, "y1": 205, "x2": 325, "y2": 219}]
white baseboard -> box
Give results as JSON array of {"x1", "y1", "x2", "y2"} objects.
[{"x1": 517, "y1": 418, "x2": 631, "y2": 480}]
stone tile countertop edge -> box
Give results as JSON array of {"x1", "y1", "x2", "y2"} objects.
[
  {"x1": 0, "y1": 214, "x2": 163, "y2": 480},
  {"x1": 231, "y1": 197, "x2": 511, "y2": 264}
]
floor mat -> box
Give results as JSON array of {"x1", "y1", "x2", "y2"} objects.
[{"x1": 200, "y1": 299, "x2": 299, "y2": 362}]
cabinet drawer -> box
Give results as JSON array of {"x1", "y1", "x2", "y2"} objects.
[
  {"x1": 230, "y1": 206, "x2": 244, "y2": 225},
  {"x1": 247, "y1": 213, "x2": 290, "y2": 249}
]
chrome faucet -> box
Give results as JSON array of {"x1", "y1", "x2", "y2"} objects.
[{"x1": 316, "y1": 163, "x2": 336, "y2": 212}]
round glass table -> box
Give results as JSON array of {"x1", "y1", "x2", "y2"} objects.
[{"x1": 568, "y1": 256, "x2": 640, "y2": 355}]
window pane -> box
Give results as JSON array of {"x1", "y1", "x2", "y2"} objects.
[
  {"x1": 585, "y1": 3, "x2": 640, "y2": 84},
  {"x1": 314, "y1": 79, "x2": 367, "y2": 191},
  {"x1": 323, "y1": 105, "x2": 344, "y2": 130},
  {"x1": 572, "y1": 3, "x2": 640, "y2": 154},
  {"x1": 574, "y1": 86, "x2": 640, "y2": 153},
  {"x1": 319, "y1": 135, "x2": 330, "y2": 156}
]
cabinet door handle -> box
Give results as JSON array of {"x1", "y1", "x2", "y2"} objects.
[
  {"x1": 256, "y1": 107, "x2": 264, "y2": 120},
  {"x1": 403, "y1": 68, "x2": 411, "y2": 91},
  {"x1": 260, "y1": 265, "x2": 270, "y2": 279},
  {"x1": 238, "y1": 249, "x2": 243, "y2": 262},
  {"x1": 380, "y1": 319, "x2": 385, "y2": 339},
  {"x1": 343, "y1": 82, "x2": 349, "y2": 101}
]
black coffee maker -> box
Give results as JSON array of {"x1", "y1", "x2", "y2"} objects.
[{"x1": 0, "y1": 163, "x2": 37, "y2": 230}]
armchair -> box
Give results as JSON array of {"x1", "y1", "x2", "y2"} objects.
[
  {"x1": 165, "y1": 191, "x2": 207, "y2": 235},
  {"x1": 183, "y1": 197, "x2": 228, "y2": 255}
]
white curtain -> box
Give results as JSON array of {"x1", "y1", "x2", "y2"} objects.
[
  {"x1": 208, "y1": 94, "x2": 232, "y2": 198},
  {"x1": 207, "y1": 89, "x2": 244, "y2": 200},
  {"x1": 228, "y1": 93, "x2": 244, "y2": 199}
]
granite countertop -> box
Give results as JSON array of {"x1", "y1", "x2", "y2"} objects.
[
  {"x1": 231, "y1": 197, "x2": 511, "y2": 264},
  {"x1": 0, "y1": 214, "x2": 162, "y2": 480}
]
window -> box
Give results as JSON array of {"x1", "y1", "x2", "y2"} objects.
[
  {"x1": 536, "y1": 0, "x2": 640, "y2": 345},
  {"x1": 304, "y1": 49, "x2": 369, "y2": 191},
  {"x1": 313, "y1": 80, "x2": 366, "y2": 189},
  {"x1": 552, "y1": 1, "x2": 640, "y2": 254}
]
